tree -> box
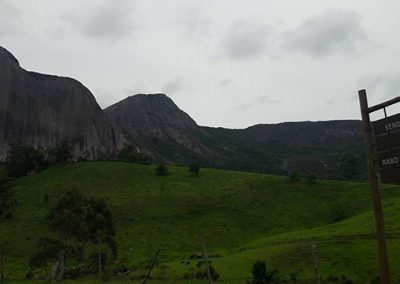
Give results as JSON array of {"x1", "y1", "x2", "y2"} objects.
[
  {"x1": 155, "y1": 164, "x2": 168, "y2": 176},
  {"x1": 339, "y1": 152, "x2": 358, "y2": 180},
  {"x1": 188, "y1": 164, "x2": 200, "y2": 176},
  {"x1": 29, "y1": 238, "x2": 63, "y2": 273},
  {"x1": 45, "y1": 189, "x2": 117, "y2": 277},
  {"x1": 0, "y1": 177, "x2": 17, "y2": 218},
  {"x1": 5, "y1": 143, "x2": 46, "y2": 177}
]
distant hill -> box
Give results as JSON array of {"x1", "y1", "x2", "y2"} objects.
[
  {"x1": 106, "y1": 93, "x2": 365, "y2": 179},
  {"x1": 0, "y1": 46, "x2": 365, "y2": 178}
]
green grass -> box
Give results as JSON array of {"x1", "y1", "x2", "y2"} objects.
[{"x1": 1, "y1": 161, "x2": 400, "y2": 283}]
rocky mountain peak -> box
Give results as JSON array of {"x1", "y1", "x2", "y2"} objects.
[
  {"x1": 0, "y1": 46, "x2": 129, "y2": 160},
  {"x1": 0, "y1": 46, "x2": 19, "y2": 66},
  {"x1": 105, "y1": 93, "x2": 199, "y2": 131}
]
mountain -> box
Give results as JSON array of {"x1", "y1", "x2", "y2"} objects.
[
  {"x1": 106, "y1": 94, "x2": 365, "y2": 179},
  {"x1": 0, "y1": 46, "x2": 365, "y2": 178},
  {"x1": 202, "y1": 120, "x2": 365, "y2": 178},
  {"x1": 104, "y1": 94, "x2": 214, "y2": 162},
  {"x1": 0, "y1": 46, "x2": 129, "y2": 159}
]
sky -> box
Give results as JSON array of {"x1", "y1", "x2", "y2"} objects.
[{"x1": 1, "y1": 0, "x2": 400, "y2": 128}]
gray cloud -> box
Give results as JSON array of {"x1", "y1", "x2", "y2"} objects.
[
  {"x1": 220, "y1": 78, "x2": 233, "y2": 86},
  {"x1": 359, "y1": 72, "x2": 400, "y2": 101},
  {"x1": 0, "y1": 1, "x2": 22, "y2": 36},
  {"x1": 221, "y1": 21, "x2": 275, "y2": 60},
  {"x1": 235, "y1": 96, "x2": 279, "y2": 111},
  {"x1": 162, "y1": 77, "x2": 184, "y2": 95},
  {"x1": 282, "y1": 9, "x2": 367, "y2": 57},
  {"x1": 176, "y1": 5, "x2": 212, "y2": 39},
  {"x1": 63, "y1": 0, "x2": 135, "y2": 41}
]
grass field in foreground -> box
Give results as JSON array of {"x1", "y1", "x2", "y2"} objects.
[{"x1": 1, "y1": 161, "x2": 400, "y2": 283}]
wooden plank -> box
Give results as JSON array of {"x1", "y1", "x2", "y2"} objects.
[
  {"x1": 374, "y1": 131, "x2": 400, "y2": 152},
  {"x1": 368, "y1": 96, "x2": 400, "y2": 113},
  {"x1": 373, "y1": 113, "x2": 400, "y2": 135},
  {"x1": 380, "y1": 168, "x2": 400, "y2": 184},
  {"x1": 377, "y1": 149, "x2": 400, "y2": 169}
]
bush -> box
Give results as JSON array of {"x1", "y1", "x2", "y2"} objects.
[
  {"x1": 183, "y1": 261, "x2": 219, "y2": 281},
  {"x1": 118, "y1": 145, "x2": 151, "y2": 164},
  {"x1": 339, "y1": 152, "x2": 358, "y2": 180},
  {"x1": 306, "y1": 174, "x2": 317, "y2": 184},
  {"x1": 189, "y1": 164, "x2": 200, "y2": 175},
  {"x1": 0, "y1": 177, "x2": 17, "y2": 218},
  {"x1": 251, "y1": 261, "x2": 280, "y2": 284},
  {"x1": 5, "y1": 143, "x2": 46, "y2": 177},
  {"x1": 252, "y1": 261, "x2": 267, "y2": 283},
  {"x1": 289, "y1": 171, "x2": 300, "y2": 182},
  {"x1": 155, "y1": 165, "x2": 168, "y2": 176}
]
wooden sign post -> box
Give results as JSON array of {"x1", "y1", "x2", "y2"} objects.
[{"x1": 358, "y1": 89, "x2": 400, "y2": 284}]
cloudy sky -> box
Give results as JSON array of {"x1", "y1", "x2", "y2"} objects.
[{"x1": 1, "y1": 0, "x2": 400, "y2": 128}]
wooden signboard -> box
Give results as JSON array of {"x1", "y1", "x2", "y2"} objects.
[{"x1": 373, "y1": 113, "x2": 400, "y2": 183}]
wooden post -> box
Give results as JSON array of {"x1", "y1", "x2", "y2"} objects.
[
  {"x1": 312, "y1": 242, "x2": 321, "y2": 284},
  {"x1": 359, "y1": 89, "x2": 391, "y2": 284},
  {"x1": 0, "y1": 244, "x2": 4, "y2": 284},
  {"x1": 199, "y1": 234, "x2": 213, "y2": 284},
  {"x1": 55, "y1": 249, "x2": 65, "y2": 284},
  {"x1": 142, "y1": 249, "x2": 160, "y2": 284},
  {"x1": 98, "y1": 236, "x2": 102, "y2": 282}
]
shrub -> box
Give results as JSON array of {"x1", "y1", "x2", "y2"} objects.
[
  {"x1": 189, "y1": 164, "x2": 200, "y2": 175},
  {"x1": 155, "y1": 164, "x2": 168, "y2": 176},
  {"x1": 0, "y1": 177, "x2": 17, "y2": 218},
  {"x1": 251, "y1": 261, "x2": 280, "y2": 283},
  {"x1": 307, "y1": 174, "x2": 317, "y2": 184},
  {"x1": 118, "y1": 145, "x2": 151, "y2": 164},
  {"x1": 194, "y1": 261, "x2": 219, "y2": 281},
  {"x1": 339, "y1": 152, "x2": 358, "y2": 180},
  {"x1": 5, "y1": 143, "x2": 46, "y2": 177},
  {"x1": 289, "y1": 171, "x2": 300, "y2": 182},
  {"x1": 252, "y1": 261, "x2": 267, "y2": 283}
]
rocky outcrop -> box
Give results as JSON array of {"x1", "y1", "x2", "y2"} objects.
[
  {"x1": 0, "y1": 46, "x2": 129, "y2": 160},
  {"x1": 105, "y1": 94, "x2": 214, "y2": 161}
]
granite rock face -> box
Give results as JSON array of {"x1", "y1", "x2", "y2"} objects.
[
  {"x1": 0, "y1": 46, "x2": 128, "y2": 160},
  {"x1": 105, "y1": 94, "x2": 214, "y2": 161}
]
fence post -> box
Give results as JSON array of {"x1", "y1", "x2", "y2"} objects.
[
  {"x1": 312, "y1": 242, "x2": 321, "y2": 284},
  {"x1": 199, "y1": 233, "x2": 213, "y2": 284},
  {"x1": 0, "y1": 244, "x2": 4, "y2": 284},
  {"x1": 142, "y1": 249, "x2": 160, "y2": 284}
]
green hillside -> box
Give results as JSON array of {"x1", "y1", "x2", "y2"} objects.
[{"x1": 1, "y1": 162, "x2": 400, "y2": 283}]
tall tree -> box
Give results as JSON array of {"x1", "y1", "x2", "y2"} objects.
[
  {"x1": 0, "y1": 177, "x2": 17, "y2": 218},
  {"x1": 47, "y1": 190, "x2": 116, "y2": 255},
  {"x1": 339, "y1": 152, "x2": 358, "y2": 180}
]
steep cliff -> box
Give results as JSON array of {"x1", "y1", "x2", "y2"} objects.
[{"x1": 0, "y1": 46, "x2": 128, "y2": 159}]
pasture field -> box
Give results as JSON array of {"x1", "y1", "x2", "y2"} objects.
[{"x1": 1, "y1": 161, "x2": 400, "y2": 283}]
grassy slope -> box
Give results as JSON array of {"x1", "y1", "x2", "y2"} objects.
[{"x1": 0, "y1": 161, "x2": 400, "y2": 283}]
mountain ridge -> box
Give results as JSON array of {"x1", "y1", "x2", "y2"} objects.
[{"x1": 0, "y1": 46, "x2": 365, "y2": 178}]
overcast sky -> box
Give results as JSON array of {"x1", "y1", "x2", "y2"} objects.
[{"x1": 1, "y1": 0, "x2": 400, "y2": 128}]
